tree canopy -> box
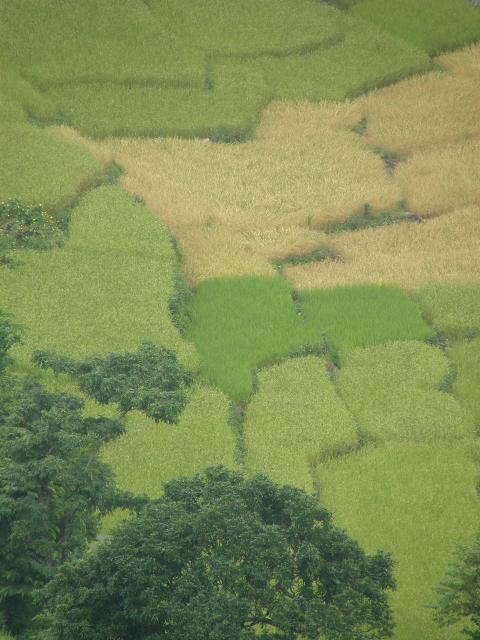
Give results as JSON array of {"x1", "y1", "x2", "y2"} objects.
[
  {"x1": 435, "y1": 532, "x2": 480, "y2": 639},
  {"x1": 33, "y1": 342, "x2": 193, "y2": 423},
  {"x1": 36, "y1": 466, "x2": 395, "y2": 640},
  {"x1": 0, "y1": 380, "x2": 125, "y2": 633}
]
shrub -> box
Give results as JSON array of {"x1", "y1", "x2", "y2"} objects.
[
  {"x1": 0, "y1": 200, "x2": 65, "y2": 250},
  {"x1": 33, "y1": 342, "x2": 193, "y2": 423}
]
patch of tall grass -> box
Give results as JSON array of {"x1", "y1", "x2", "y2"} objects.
[
  {"x1": 350, "y1": 0, "x2": 480, "y2": 54},
  {"x1": 362, "y1": 70, "x2": 480, "y2": 155},
  {"x1": 396, "y1": 139, "x2": 480, "y2": 216},
  {"x1": 337, "y1": 341, "x2": 475, "y2": 443},
  {"x1": 101, "y1": 386, "x2": 236, "y2": 498},
  {"x1": 317, "y1": 441, "x2": 480, "y2": 640},
  {"x1": 286, "y1": 206, "x2": 480, "y2": 290},
  {"x1": 244, "y1": 357, "x2": 358, "y2": 492},
  {"x1": 0, "y1": 186, "x2": 196, "y2": 372},
  {"x1": 416, "y1": 284, "x2": 480, "y2": 340},
  {"x1": 301, "y1": 285, "x2": 434, "y2": 348}
]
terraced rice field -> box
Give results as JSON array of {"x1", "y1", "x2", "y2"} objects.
[{"x1": 1, "y1": 1, "x2": 480, "y2": 638}]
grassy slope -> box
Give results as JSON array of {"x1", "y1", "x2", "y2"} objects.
[
  {"x1": 337, "y1": 341, "x2": 475, "y2": 443},
  {"x1": 350, "y1": 0, "x2": 480, "y2": 54},
  {"x1": 245, "y1": 356, "x2": 358, "y2": 492},
  {"x1": 318, "y1": 442, "x2": 480, "y2": 640},
  {"x1": 102, "y1": 386, "x2": 236, "y2": 498},
  {"x1": 0, "y1": 185, "x2": 196, "y2": 371}
]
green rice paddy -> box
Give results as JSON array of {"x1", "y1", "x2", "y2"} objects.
[
  {"x1": 416, "y1": 284, "x2": 480, "y2": 340},
  {"x1": 245, "y1": 356, "x2": 358, "y2": 492},
  {"x1": 317, "y1": 442, "x2": 480, "y2": 640},
  {"x1": 450, "y1": 337, "x2": 480, "y2": 425},
  {"x1": 337, "y1": 341, "x2": 475, "y2": 443}
]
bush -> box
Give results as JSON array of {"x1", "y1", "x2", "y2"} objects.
[
  {"x1": 33, "y1": 342, "x2": 193, "y2": 423},
  {"x1": 0, "y1": 200, "x2": 65, "y2": 251}
]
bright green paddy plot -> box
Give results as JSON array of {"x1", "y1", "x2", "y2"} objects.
[
  {"x1": 0, "y1": 185, "x2": 196, "y2": 370},
  {"x1": 185, "y1": 277, "x2": 320, "y2": 402},
  {"x1": 317, "y1": 441, "x2": 480, "y2": 640},
  {"x1": 0, "y1": 124, "x2": 105, "y2": 209},
  {"x1": 101, "y1": 385, "x2": 236, "y2": 498},
  {"x1": 186, "y1": 279, "x2": 438, "y2": 402},
  {"x1": 450, "y1": 337, "x2": 480, "y2": 425},
  {"x1": 350, "y1": 0, "x2": 480, "y2": 54},
  {"x1": 245, "y1": 356, "x2": 358, "y2": 493},
  {"x1": 416, "y1": 284, "x2": 480, "y2": 340},
  {"x1": 337, "y1": 341, "x2": 475, "y2": 443},
  {"x1": 301, "y1": 285, "x2": 435, "y2": 350}
]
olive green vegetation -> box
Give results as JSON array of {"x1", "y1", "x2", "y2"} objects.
[
  {"x1": 337, "y1": 341, "x2": 474, "y2": 444},
  {"x1": 246, "y1": 15, "x2": 430, "y2": 103},
  {"x1": 0, "y1": 0, "x2": 203, "y2": 86},
  {"x1": 317, "y1": 442, "x2": 480, "y2": 640},
  {"x1": 101, "y1": 386, "x2": 236, "y2": 498},
  {"x1": 245, "y1": 357, "x2": 358, "y2": 493},
  {"x1": 416, "y1": 284, "x2": 480, "y2": 340},
  {"x1": 300, "y1": 285, "x2": 435, "y2": 350},
  {"x1": 0, "y1": 62, "x2": 57, "y2": 123},
  {"x1": 0, "y1": 186, "x2": 196, "y2": 374},
  {"x1": 450, "y1": 337, "x2": 480, "y2": 426},
  {"x1": 186, "y1": 279, "x2": 440, "y2": 403},
  {"x1": 0, "y1": 1, "x2": 431, "y2": 140},
  {"x1": 350, "y1": 0, "x2": 480, "y2": 55}
]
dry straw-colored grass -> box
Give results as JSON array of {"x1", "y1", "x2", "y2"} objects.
[
  {"x1": 435, "y1": 42, "x2": 480, "y2": 78},
  {"x1": 396, "y1": 138, "x2": 480, "y2": 216},
  {"x1": 286, "y1": 206, "x2": 480, "y2": 290},
  {"x1": 56, "y1": 101, "x2": 400, "y2": 285}
]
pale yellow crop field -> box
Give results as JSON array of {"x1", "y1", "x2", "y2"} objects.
[
  {"x1": 56, "y1": 101, "x2": 400, "y2": 285},
  {"x1": 286, "y1": 206, "x2": 480, "y2": 290}
]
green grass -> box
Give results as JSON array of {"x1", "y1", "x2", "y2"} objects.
[
  {"x1": 47, "y1": 65, "x2": 268, "y2": 141},
  {"x1": 248, "y1": 14, "x2": 430, "y2": 102},
  {"x1": 450, "y1": 337, "x2": 480, "y2": 426},
  {"x1": 0, "y1": 185, "x2": 196, "y2": 371},
  {"x1": 337, "y1": 341, "x2": 475, "y2": 443},
  {"x1": 0, "y1": 124, "x2": 107, "y2": 210},
  {"x1": 0, "y1": 62, "x2": 57, "y2": 123},
  {"x1": 0, "y1": 0, "x2": 203, "y2": 86},
  {"x1": 301, "y1": 285, "x2": 435, "y2": 349},
  {"x1": 101, "y1": 385, "x2": 236, "y2": 498},
  {"x1": 416, "y1": 284, "x2": 480, "y2": 340},
  {"x1": 244, "y1": 356, "x2": 358, "y2": 492},
  {"x1": 350, "y1": 0, "x2": 480, "y2": 54},
  {"x1": 185, "y1": 277, "x2": 321, "y2": 402},
  {"x1": 317, "y1": 441, "x2": 480, "y2": 640},
  {"x1": 148, "y1": 0, "x2": 343, "y2": 57}
]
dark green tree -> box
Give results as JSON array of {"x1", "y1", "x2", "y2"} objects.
[
  {"x1": 0, "y1": 381, "x2": 125, "y2": 633},
  {"x1": 33, "y1": 341, "x2": 193, "y2": 423},
  {"x1": 435, "y1": 532, "x2": 480, "y2": 639},
  {"x1": 36, "y1": 466, "x2": 395, "y2": 640}
]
